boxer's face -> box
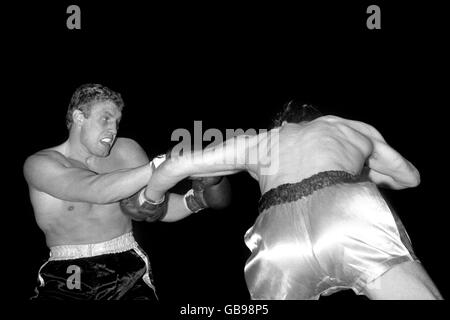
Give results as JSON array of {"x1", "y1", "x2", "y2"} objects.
[{"x1": 79, "y1": 100, "x2": 122, "y2": 157}]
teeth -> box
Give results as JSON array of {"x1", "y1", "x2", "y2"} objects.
[{"x1": 101, "y1": 138, "x2": 112, "y2": 143}]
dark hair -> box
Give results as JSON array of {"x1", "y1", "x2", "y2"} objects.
[
  {"x1": 270, "y1": 100, "x2": 322, "y2": 128},
  {"x1": 66, "y1": 83, "x2": 124, "y2": 129}
]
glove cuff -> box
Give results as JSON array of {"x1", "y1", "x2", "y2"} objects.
[
  {"x1": 137, "y1": 189, "x2": 169, "y2": 222},
  {"x1": 183, "y1": 189, "x2": 207, "y2": 213},
  {"x1": 138, "y1": 188, "x2": 166, "y2": 206}
]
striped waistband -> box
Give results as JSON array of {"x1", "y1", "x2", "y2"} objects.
[{"x1": 49, "y1": 232, "x2": 138, "y2": 261}]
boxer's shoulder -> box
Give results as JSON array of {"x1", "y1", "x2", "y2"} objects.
[
  {"x1": 26, "y1": 148, "x2": 69, "y2": 166},
  {"x1": 113, "y1": 137, "x2": 142, "y2": 151},
  {"x1": 111, "y1": 137, "x2": 149, "y2": 165},
  {"x1": 23, "y1": 149, "x2": 72, "y2": 185},
  {"x1": 318, "y1": 114, "x2": 343, "y2": 122}
]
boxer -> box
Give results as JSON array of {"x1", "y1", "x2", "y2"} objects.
[
  {"x1": 142, "y1": 100, "x2": 442, "y2": 300},
  {"x1": 24, "y1": 83, "x2": 231, "y2": 300}
]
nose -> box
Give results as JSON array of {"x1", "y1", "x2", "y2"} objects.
[{"x1": 108, "y1": 123, "x2": 118, "y2": 135}]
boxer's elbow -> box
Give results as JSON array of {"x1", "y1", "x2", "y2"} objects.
[
  {"x1": 406, "y1": 169, "x2": 420, "y2": 187},
  {"x1": 399, "y1": 164, "x2": 421, "y2": 188},
  {"x1": 391, "y1": 170, "x2": 420, "y2": 190},
  {"x1": 412, "y1": 166, "x2": 421, "y2": 186}
]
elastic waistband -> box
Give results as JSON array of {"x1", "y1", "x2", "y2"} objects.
[
  {"x1": 258, "y1": 170, "x2": 366, "y2": 212},
  {"x1": 49, "y1": 232, "x2": 138, "y2": 261}
]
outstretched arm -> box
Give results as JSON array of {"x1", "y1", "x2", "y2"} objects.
[
  {"x1": 143, "y1": 134, "x2": 254, "y2": 202},
  {"x1": 119, "y1": 140, "x2": 239, "y2": 223}
]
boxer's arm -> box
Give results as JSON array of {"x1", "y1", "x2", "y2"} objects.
[
  {"x1": 341, "y1": 118, "x2": 420, "y2": 189},
  {"x1": 23, "y1": 151, "x2": 152, "y2": 204},
  {"x1": 117, "y1": 152, "x2": 206, "y2": 223},
  {"x1": 120, "y1": 177, "x2": 231, "y2": 223},
  {"x1": 189, "y1": 169, "x2": 241, "y2": 178},
  {"x1": 366, "y1": 140, "x2": 420, "y2": 189},
  {"x1": 363, "y1": 168, "x2": 403, "y2": 189},
  {"x1": 143, "y1": 135, "x2": 252, "y2": 201}
]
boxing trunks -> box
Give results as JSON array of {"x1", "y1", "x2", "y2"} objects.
[
  {"x1": 31, "y1": 232, "x2": 157, "y2": 300},
  {"x1": 244, "y1": 170, "x2": 419, "y2": 299}
]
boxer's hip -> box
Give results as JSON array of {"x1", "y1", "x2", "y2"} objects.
[
  {"x1": 33, "y1": 232, "x2": 157, "y2": 300},
  {"x1": 244, "y1": 170, "x2": 417, "y2": 299}
]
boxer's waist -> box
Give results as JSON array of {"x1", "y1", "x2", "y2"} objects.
[
  {"x1": 258, "y1": 170, "x2": 367, "y2": 212},
  {"x1": 49, "y1": 232, "x2": 138, "y2": 261}
]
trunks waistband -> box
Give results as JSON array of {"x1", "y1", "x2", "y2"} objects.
[
  {"x1": 49, "y1": 232, "x2": 138, "y2": 261},
  {"x1": 258, "y1": 170, "x2": 366, "y2": 212}
]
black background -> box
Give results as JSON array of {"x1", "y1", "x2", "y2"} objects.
[{"x1": 4, "y1": 0, "x2": 447, "y2": 315}]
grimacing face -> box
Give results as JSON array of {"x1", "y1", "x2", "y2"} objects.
[{"x1": 79, "y1": 100, "x2": 122, "y2": 157}]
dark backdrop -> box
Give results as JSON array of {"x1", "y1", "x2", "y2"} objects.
[{"x1": 5, "y1": 1, "x2": 447, "y2": 308}]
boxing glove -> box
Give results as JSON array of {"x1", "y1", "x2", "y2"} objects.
[
  {"x1": 184, "y1": 176, "x2": 232, "y2": 213},
  {"x1": 120, "y1": 189, "x2": 169, "y2": 222}
]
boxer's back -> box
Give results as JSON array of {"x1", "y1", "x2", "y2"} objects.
[{"x1": 254, "y1": 116, "x2": 374, "y2": 193}]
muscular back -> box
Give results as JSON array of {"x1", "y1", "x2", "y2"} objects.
[{"x1": 253, "y1": 116, "x2": 376, "y2": 193}]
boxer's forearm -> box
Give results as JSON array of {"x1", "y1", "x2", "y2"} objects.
[
  {"x1": 169, "y1": 135, "x2": 251, "y2": 177},
  {"x1": 366, "y1": 168, "x2": 403, "y2": 189},
  {"x1": 93, "y1": 163, "x2": 153, "y2": 203},
  {"x1": 189, "y1": 169, "x2": 241, "y2": 178},
  {"x1": 144, "y1": 135, "x2": 252, "y2": 201},
  {"x1": 143, "y1": 158, "x2": 186, "y2": 201},
  {"x1": 144, "y1": 156, "x2": 239, "y2": 201}
]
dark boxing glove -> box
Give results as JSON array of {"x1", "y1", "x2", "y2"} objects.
[
  {"x1": 184, "y1": 176, "x2": 232, "y2": 213},
  {"x1": 120, "y1": 189, "x2": 169, "y2": 222}
]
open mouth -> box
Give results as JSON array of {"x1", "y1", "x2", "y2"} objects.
[{"x1": 100, "y1": 137, "x2": 114, "y2": 147}]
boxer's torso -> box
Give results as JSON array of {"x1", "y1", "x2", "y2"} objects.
[
  {"x1": 250, "y1": 116, "x2": 374, "y2": 193},
  {"x1": 28, "y1": 138, "x2": 136, "y2": 247}
]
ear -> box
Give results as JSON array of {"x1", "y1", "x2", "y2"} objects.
[{"x1": 72, "y1": 110, "x2": 85, "y2": 127}]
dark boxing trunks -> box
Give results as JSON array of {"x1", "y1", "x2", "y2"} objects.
[
  {"x1": 31, "y1": 232, "x2": 157, "y2": 300},
  {"x1": 244, "y1": 171, "x2": 419, "y2": 299}
]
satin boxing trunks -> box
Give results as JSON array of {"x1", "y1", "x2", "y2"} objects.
[
  {"x1": 244, "y1": 171, "x2": 418, "y2": 299},
  {"x1": 32, "y1": 232, "x2": 157, "y2": 300}
]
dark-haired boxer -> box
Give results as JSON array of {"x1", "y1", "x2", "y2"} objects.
[
  {"x1": 143, "y1": 101, "x2": 442, "y2": 300},
  {"x1": 23, "y1": 84, "x2": 231, "y2": 300}
]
